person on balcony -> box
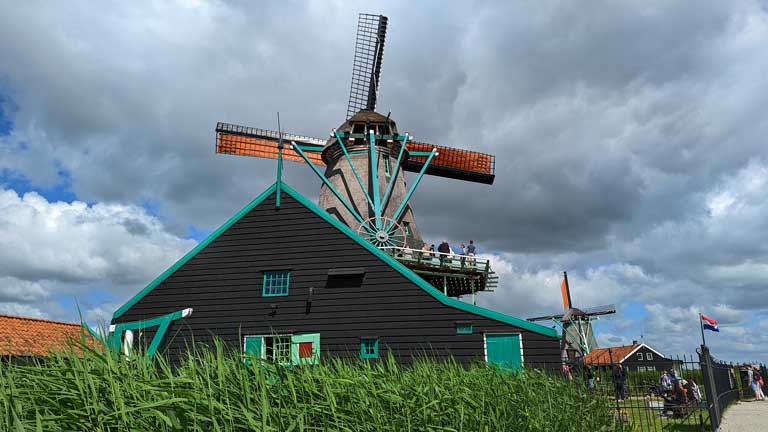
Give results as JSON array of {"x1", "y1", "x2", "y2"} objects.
[
  {"x1": 438, "y1": 240, "x2": 450, "y2": 266},
  {"x1": 466, "y1": 240, "x2": 477, "y2": 266}
]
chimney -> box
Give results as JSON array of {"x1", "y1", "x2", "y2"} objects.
[{"x1": 632, "y1": 340, "x2": 638, "y2": 345}]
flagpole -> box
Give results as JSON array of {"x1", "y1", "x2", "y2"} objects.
[{"x1": 699, "y1": 312, "x2": 706, "y2": 347}]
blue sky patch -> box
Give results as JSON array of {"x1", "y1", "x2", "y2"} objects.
[
  {"x1": 0, "y1": 92, "x2": 16, "y2": 136},
  {"x1": 0, "y1": 167, "x2": 77, "y2": 203}
]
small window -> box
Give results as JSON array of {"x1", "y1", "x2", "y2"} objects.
[
  {"x1": 360, "y1": 338, "x2": 379, "y2": 359},
  {"x1": 638, "y1": 366, "x2": 646, "y2": 372},
  {"x1": 647, "y1": 366, "x2": 656, "y2": 371},
  {"x1": 637, "y1": 352, "x2": 643, "y2": 361},
  {"x1": 402, "y1": 221, "x2": 411, "y2": 236},
  {"x1": 265, "y1": 335, "x2": 291, "y2": 365},
  {"x1": 646, "y1": 352, "x2": 653, "y2": 361},
  {"x1": 263, "y1": 271, "x2": 290, "y2": 296},
  {"x1": 456, "y1": 322, "x2": 473, "y2": 335}
]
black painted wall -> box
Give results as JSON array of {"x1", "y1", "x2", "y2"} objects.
[
  {"x1": 621, "y1": 346, "x2": 675, "y2": 372},
  {"x1": 113, "y1": 191, "x2": 561, "y2": 366}
]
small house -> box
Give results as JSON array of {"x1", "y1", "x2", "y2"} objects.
[
  {"x1": 110, "y1": 182, "x2": 561, "y2": 368},
  {"x1": 584, "y1": 341, "x2": 677, "y2": 372}
]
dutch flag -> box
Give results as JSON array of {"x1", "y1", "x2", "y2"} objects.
[{"x1": 701, "y1": 315, "x2": 719, "y2": 332}]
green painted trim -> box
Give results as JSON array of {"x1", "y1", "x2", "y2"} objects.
[
  {"x1": 279, "y1": 183, "x2": 558, "y2": 338},
  {"x1": 381, "y1": 134, "x2": 408, "y2": 207},
  {"x1": 291, "y1": 142, "x2": 365, "y2": 224},
  {"x1": 409, "y1": 151, "x2": 434, "y2": 157},
  {"x1": 108, "y1": 308, "x2": 189, "y2": 357},
  {"x1": 386, "y1": 149, "x2": 437, "y2": 231},
  {"x1": 369, "y1": 130, "x2": 381, "y2": 230},
  {"x1": 113, "y1": 309, "x2": 186, "y2": 332},
  {"x1": 294, "y1": 145, "x2": 324, "y2": 152},
  {"x1": 112, "y1": 184, "x2": 278, "y2": 319},
  {"x1": 262, "y1": 270, "x2": 290, "y2": 297},
  {"x1": 276, "y1": 147, "x2": 282, "y2": 208},
  {"x1": 360, "y1": 338, "x2": 379, "y2": 359},
  {"x1": 334, "y1": 131, "x2": 374, "y2": 211}
]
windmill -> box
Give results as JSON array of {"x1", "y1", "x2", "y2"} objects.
[
  {"x1": 215, "y1": 14, "x2": 498, "y2": 301},
  {"x1": 527, "y1": 272, "x2": 616, "y2": 361}
]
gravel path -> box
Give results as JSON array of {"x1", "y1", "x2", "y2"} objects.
[{"x1": 718, "y1": 400, "x2": 768, "y2": 431}]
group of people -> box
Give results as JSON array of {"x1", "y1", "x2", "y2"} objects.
[
  {"x1": 421, "y1": 240, "x2": 478, "y2": 266},
  {"x1": 657, "y1": 369, "x2": 701, "y2": 417},
  {"x1": 746, "y1": 365, "x2": 765, "y2": 401}
]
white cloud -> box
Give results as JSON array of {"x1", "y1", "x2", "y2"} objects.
[{"x1": 0, "y1": 187, "x2": 195, "y2": 321}]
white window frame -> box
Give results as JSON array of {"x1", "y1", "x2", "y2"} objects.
[
  {"x1": 637, "y1": 352, "x2": 643, "y2": 361},
  {"x1": 243, "y1": 334, "x2": 293, "y2": 363},
  {"x1": 646, "y1": 352, "x2": 653, "y2": 361}
]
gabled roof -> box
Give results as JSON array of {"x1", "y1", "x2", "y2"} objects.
[
  {"x1": 583, "y1": 343, "x2": 667, "y2": 365},
  {"x1": 0, "y1": 314, "x2": 97, "y2": 356},
  {"x1": 113, "y1": 182, "x2": 557, "y2": 338}
]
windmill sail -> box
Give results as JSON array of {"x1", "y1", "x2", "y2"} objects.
[
  {"x1": 216, "y1": 122, "x2": 326, "y2": 166},
  {"x1": 404, "y1": 141, "x2": 496, "y2": 184},
  {"x1": 346, "y1": 14, "x2": 388, "y2": 119}
]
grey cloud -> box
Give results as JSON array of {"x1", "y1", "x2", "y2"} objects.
[{"x1": 2, "y1": 1, "x2": 768, "y2": 360}]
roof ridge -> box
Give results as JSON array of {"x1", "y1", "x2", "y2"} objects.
[{"x1": 0, "y1": 313, "x2": 83, "y2": 327}]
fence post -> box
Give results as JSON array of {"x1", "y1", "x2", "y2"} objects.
[{"x1": 699, "y1": 345, "x2": 719, "y2": 431}]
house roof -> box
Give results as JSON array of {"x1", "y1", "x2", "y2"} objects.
[
  {"x1": 112, "y1": 182, "x2": 558, "y2": 338},
  {"x1": 0, "y1": 314, "x2": 97, "y2": 357},
  {"x1": 583, "y1": 342, "x2": 666, "y2": 365}
]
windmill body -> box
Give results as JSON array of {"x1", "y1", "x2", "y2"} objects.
[{"x1": 319, "y1": 110, "x2": 424, "y2": 248}]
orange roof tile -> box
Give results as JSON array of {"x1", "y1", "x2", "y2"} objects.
[
  {"x1": 0, "y1": 314, "x2": 99, "y2": 357},
  {"x1": 583, "y1": 344, "x2": 639, "y2": 365}
]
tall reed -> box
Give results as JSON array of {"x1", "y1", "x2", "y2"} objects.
[{"x1": 0, "y1": 340, "x2": 620, "y2": 431}]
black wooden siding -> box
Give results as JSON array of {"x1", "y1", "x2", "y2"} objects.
[
  {"x1": 621, "y1": 346, "x2": 675, "y2": 372},
  {"x1": 114, "y1": 192, "x2": 560, "y2": 366}
]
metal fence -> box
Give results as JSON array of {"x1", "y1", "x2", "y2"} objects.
[{"x1": 529, "y1": 345, "x2": 767, "y2": 431}]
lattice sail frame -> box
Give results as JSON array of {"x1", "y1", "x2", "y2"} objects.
[{"x1": 347, "y1": 14, "x2": 388, "y2": 119}]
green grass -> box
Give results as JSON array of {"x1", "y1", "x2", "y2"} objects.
[
  {"x1": 612, "y1": 398, "x2": 710, "y2": 431},
  {"x1": 0, "y1": 341, "x2": 623, "y2": 431}
]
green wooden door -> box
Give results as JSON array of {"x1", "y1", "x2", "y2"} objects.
[
  {"x1": 291, "y1": 333, "x2": 320, "y2": 365},
  {"x1": 485, "y1": 334, "x2": 522, "y2": 370}
]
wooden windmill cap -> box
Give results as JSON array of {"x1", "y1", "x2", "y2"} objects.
[{"x1": 334, "y1": 109, "x2": 398, "y2": 135}]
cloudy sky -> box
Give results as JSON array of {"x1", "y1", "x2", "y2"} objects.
[{"x1": 1, "y1": 0, "x2": 768, "y2": 362}]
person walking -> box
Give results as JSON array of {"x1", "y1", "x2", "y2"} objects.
[
  {"x1": 585, "y1": 365, "x2": 595, "y2": 390},
  {"x1": 612, "y1": 364, "x2": 628, "y2": 402},
  {"x1": 751, "y1": 368, "x2": 763, "y2": 401},
  {"x1": 660, "y1": 370, "x2": 672, "y2": 392}
]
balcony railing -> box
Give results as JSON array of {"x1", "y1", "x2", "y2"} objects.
[{"x1": 378, "y1": 246, "x2": 492, "y2": 274}]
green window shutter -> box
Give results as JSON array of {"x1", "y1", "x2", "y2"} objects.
[
  {"x1": 263, "y1": 270, "x2": 290, "y2": 296},
  {"x1": 244, "y1": 336, "x2": 263, "y2": 366},
  {"x1": 291, "y1": 333, "x2": 320, "y2": 365},
  {"x1": 360, "y1": 338, "x2": 379, "y2": 359}
]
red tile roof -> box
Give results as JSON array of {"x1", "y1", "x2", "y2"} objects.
[
  {"x1": 583, "y1": 343, "x2": 639, "y2": 365},
  {"x1": 0, "y1": 314, "x2": 98, "y2": 357}
]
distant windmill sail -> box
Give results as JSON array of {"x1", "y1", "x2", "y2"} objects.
[
  {"x1": 561, "y1": 272, "x2": 572, "y2": 310},
  {"x1": 347, "y1": 14, "x2": 388, "y2": 119}
]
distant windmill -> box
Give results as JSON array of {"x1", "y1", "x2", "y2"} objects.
[
  {"x1": 215, "y1": 14, "x2": 498, "y2": 301},
  {"x1": 527, "y1": 272, "x2": 616, "y2": 361}
]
